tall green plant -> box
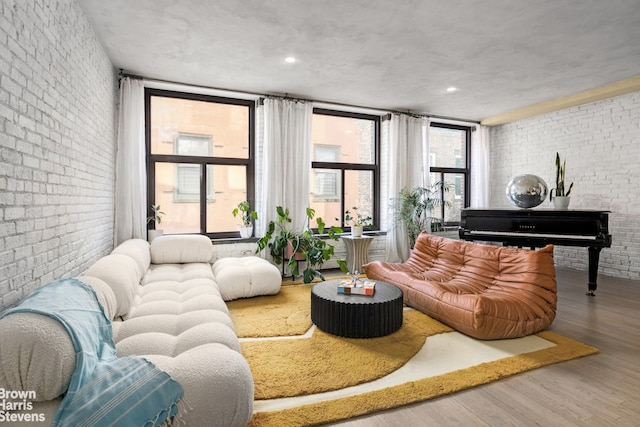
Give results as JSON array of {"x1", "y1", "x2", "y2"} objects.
[
  {"x1": 391, "y1": 182, "x2": 452, "y2": 248},
  {"x1": 256, "y1": 206, "x2": 348, "y2": 283},
  {"x1": 549, "y1": 152, "x2": 574, "y2": 201}
]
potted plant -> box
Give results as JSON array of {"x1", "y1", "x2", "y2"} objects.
[
  {"x1": 256, "y1": 206, "x2": 348, "y2": 283},
  {"x1": 391, "y1": 182, "x2": 452, "y2": 248},
  {"x1": 344, "y1": 207, "x2": 372, "y2": 237},
  {"x1": 146, "y1": 204, "x2": 165, "y2": 242},
  {"x1": 232, "y1": 201, "x2": 258, "y2": 238},
  {"x1": 549, "y1": 152, "x2": 573, "y2": 210}
]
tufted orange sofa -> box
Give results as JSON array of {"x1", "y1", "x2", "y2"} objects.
[{"x1": 363, "y1": 232, "x2": 557, "y2": 340}]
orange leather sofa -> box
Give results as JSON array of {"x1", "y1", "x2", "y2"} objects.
[{"x1": 363, "y1": 232, "x2": 557, "y2": 340}]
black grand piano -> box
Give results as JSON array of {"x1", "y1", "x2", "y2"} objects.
[{"x1": 459, "y1": 209, "x2": 612, "y2": 296}]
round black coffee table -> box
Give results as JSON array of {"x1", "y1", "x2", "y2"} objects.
[{"x1": 310, "y1": 279, "x2": 403, "y2": 338}]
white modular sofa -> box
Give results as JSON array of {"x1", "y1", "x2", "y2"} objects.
[{"x1": 0, "y1": 234, "x2": 280, "y2": 426}]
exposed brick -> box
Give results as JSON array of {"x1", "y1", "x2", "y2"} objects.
[
  {"x1": 4, "y1": 206, "x2": 25, "y2": 221},
  {"x1": 490, "y1": 91, "x2": 640, "y2": 280},
  {"x1": 0, "y1": 0, "x2": 116, "y2": 310}
]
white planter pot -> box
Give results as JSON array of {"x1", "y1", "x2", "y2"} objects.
[
  {"x1": 351, "y1": 225, "x2": 363, "y2": 237},
  {"x1": 148, "y1": 229, "x2": 163, "y2": 243},
  {"x1": 552, "y1": 196, "x2": 571, "y2": 210},
  {"x1": 239, "y1": 225, "x2": 253, "y2": 238}
]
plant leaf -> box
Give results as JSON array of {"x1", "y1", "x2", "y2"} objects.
[{"x1": 336, "y1": 259, "x2": 349, "y2": 273}]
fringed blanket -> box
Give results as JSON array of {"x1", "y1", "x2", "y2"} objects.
[{"x1": 0, "y1": 278, "x2": 183, "y2": 427}]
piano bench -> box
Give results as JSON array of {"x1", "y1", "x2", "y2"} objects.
[{"x1": 363, "y1": 232, "x2": 558, "y2": 340}]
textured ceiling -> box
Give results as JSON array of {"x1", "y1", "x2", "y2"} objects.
[{"x1": 77, "y1": 0, "x2": 640, "y2": 122}]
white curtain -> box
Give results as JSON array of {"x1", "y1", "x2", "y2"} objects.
[
  {"x1": 259, "y1": 98, "x2": 313, "y2": 233},
  {"x1": 114, "y1": 77, "x2": 146, "y2": 246},
  {"x1": 385, "y1": 114, "x2": 428, "y2": 262},
  {"x1": 471, "y1": 125, "x2": 491, "y2": 208}
]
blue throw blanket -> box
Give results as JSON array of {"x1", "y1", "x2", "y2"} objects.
[{"x1": 0, "y1": 278, "x2": 183, "y2": 427}]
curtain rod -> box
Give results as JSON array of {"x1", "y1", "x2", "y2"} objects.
[
  {"x1": 382, "y1": 112, "x2": 480, "y2": 125},
  {"x1": 119, "y1": 71, "x2": 480, "y2": 124},
  {"x1": 258, "y1": 94, "x2": 311, "y2": 105}
]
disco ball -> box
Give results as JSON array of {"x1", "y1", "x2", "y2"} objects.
[{"x1": 505, "y1": 174, "x2": 548, "y2": 208}]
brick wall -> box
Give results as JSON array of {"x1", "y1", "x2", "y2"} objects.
[
  {"x1": 0, "y1": 0, "x2": 117, "y2": 310},
  {"x1": 490, "y1": 91, "x2": 640, "y2": 280}
]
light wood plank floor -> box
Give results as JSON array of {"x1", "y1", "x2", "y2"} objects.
[{"x1": 326, "y1": 267, "x2": 640, "y2": 427}]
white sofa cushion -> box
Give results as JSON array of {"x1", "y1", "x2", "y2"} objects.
[
  {"x1": 111, "y1": 238, "x2": 151, "y2": 277},
  {"x1": 77, "y1": 275, "x2": 118, "y2": 320},
  {"x1": 144, "y1": 344, "x2": 254, "y2": 427},
  {"x1": 213, "y1": 256, "x2": 282, "y2": 301},
  {"x1": 0, "y1": 313, "x2": 75, "y2": 401},
  {"x1": 150, "y1": 235, "x2": 214, "y2": 264},
  {"x1": 142, "y1": 263, "x2": 217, "y2": 286},
  {"x1": 84, "y1": 254, "x2": 140, "y2": 317}
]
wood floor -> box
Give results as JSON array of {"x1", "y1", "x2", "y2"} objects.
[{"x1": 325, "y1": 267, "x2": 640, "y2": 427}]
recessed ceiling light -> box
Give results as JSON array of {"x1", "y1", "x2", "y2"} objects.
[
  {"x1": 284, "y1": 57, "x2": 296, "y2": 63},
  {"x1": 446, "y1": 87, "x2": 458, "y2": 93}
]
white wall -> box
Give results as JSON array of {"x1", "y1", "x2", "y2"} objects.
[
  {"x1": 490, "y1": 91, "x2": 640, "y2": 280},
  {"x1": 0, "y1": 0, "x2": 117, "y2": 310}
]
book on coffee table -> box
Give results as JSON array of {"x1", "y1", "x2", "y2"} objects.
[{"x1": 337, "y1": 279, "x2": 376, "y2": 296}]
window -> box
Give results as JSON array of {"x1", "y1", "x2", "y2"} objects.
[
  {"x1": 313, "y1": 146, "x2": 340, "y2": 200},
  {"x1": 428, "y1": 123, "x2": 472, "y2": 225},
  {"x1": 174, "y1": 134, "x2": 213, "y2": 202},
  {"x1": 310, "y1": 109, "x2": 380, "y2": 231},
  {"x1": 146, "y1": 89, "x2": 255, "y2": 238}
]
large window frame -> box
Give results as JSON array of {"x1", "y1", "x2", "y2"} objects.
[
  {"x1": 429, "y1": 122, "x2": 472, "y2": 226},
  {"x1": 145, "y1": 88, "x2": 255, "y2": 239},
  {"x1": 311, "y1": 108, "x2": 381, "y2": 232}
]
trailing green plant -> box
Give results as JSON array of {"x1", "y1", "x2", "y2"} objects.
[
  {"x1": 343, "y1": 206, "x2": 373, "y2": 227},
  {"x1": 256, "y1": 206, "x2": 348, "y2": 283},
  {"x1": 146, "y1": 205, "x2": 165, "y2": 227},
  {"x1": 391, "y1": 182, "x2": 453, "y2": 248},
  {"x1": 549, "y1": 152, "x2": 573, "y2": 201},
  {"x1": 232, "y1": 201, "x2": 258, "y2": 226}
]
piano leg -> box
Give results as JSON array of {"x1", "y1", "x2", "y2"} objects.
[{"x1": 587, "y1": 247, "x2": 602, "y2": 296}]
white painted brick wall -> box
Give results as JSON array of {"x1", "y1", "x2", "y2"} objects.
[
  {"x1": 0, "y1": 0, "x2": 117, "y2": 310},
  {"x1": 490, "y1": 91, "x2": 640, "y2": 280}
]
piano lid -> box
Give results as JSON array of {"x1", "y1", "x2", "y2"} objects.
[{"x1": 460, "y1": 208, "x2": 610, "y2": 237}]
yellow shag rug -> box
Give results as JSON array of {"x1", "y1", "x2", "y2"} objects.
[{"x1": 227, "y1": 282, "x2": 598, "y2": 427}]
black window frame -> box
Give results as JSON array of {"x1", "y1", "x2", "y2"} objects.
[
  {"x1": 429, "y1": 122, "x2": 472, "y2": 226},
  {"x1": 145, "y1": 88, "x2": 256, "y2": 239},
  {"x1": 311, "y1": 108, "x2": 381, "y2": 232}
]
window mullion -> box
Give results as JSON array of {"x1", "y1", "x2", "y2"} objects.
[
  {"x1": 311, "y1": 161, "x2": 375, "y2": 171},
  {"x1": 340, "y1": 169, "x2": 347, "y2": 228},
  {"x1": 200, "y1": 163, "x2": 207, "y2": 234}
]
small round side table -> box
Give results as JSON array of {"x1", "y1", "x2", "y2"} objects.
[{"x1": 341, "y1": 235, "x2": 373, "y2": 274}]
